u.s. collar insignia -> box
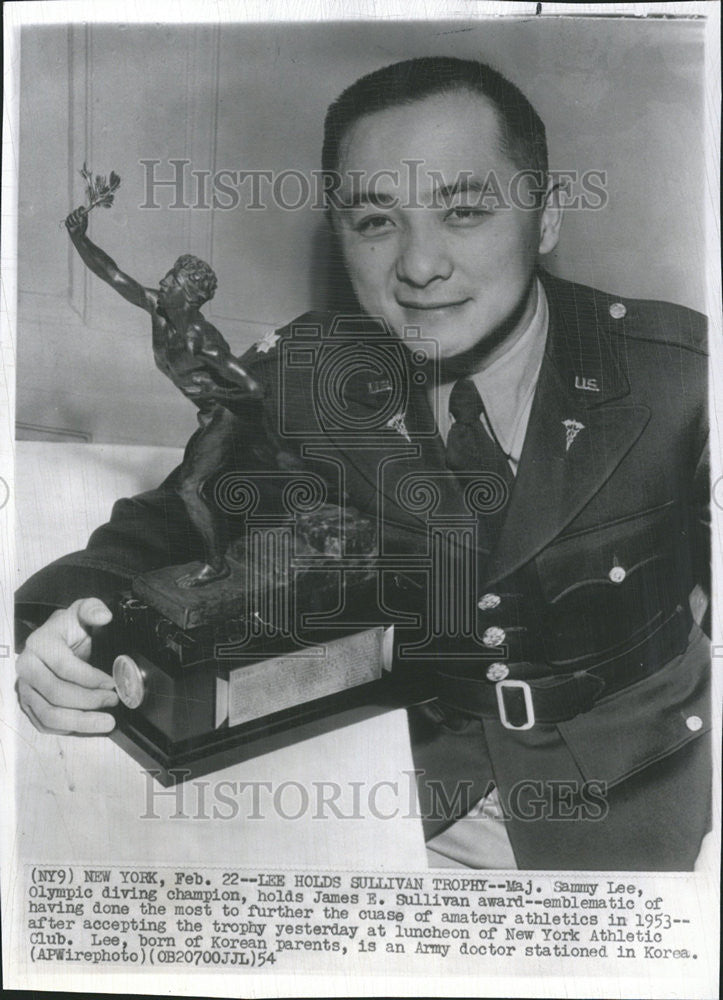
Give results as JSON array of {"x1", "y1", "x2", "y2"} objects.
[
  {"x1": 562, "y1": 418, "x2": 585, "y2": 451},
  {"x1": 574, "y1": 375, "x2": 600, "y2": 392},
  {"x1": 255, "y1": 330, "x2": 280, "y2": 354},
  {"x1": 386, "y1": 411, "x2": 411, "y2": 443}
]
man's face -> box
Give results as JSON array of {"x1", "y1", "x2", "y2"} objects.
[{"x1": 333, "y1": 91, "x2": 561, "y2": 362}]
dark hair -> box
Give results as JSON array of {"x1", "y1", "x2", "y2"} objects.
[
  {"x1": 322, "y1": 56, "x2": 548, "y2": 180},
  {"x1": 173, "y1": 254, "x2": 218, "y2": 305}
]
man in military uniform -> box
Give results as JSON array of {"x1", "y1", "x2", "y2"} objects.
[{"x1": 15, "y1": 57, "x2": 710, "y2": 870}]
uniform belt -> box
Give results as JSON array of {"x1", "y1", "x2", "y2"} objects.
[{"x1": 435, "y1": 606, "x2": 691, "y2": 729}]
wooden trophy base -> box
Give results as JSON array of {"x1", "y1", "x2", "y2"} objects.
[{"x1": 92, "y1": 562, "x2": 428, "y2": 784}]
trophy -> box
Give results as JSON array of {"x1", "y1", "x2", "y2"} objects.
[{"x1": 66, "y1": 167, "x2": 424, "y2": 783}]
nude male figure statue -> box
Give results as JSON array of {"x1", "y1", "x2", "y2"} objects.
[{"x1": 66, "y1": 207, "x2": 263, "y2": 587}]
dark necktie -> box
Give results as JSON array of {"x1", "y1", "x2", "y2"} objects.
[{"x1": 445, "y1": 377, "x2": 514, "y2": 530}]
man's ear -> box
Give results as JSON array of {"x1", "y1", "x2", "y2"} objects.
[{"x1": 538, "y1": 175, "x2": 563, "y2": 255}]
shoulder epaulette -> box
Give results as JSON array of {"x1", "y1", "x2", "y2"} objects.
[
  {"x1": 540, "y1": 270, "x2": 708, "y2": 357},
  {"x1": 604, "y1": 294, "x2": 708, "y2": 357}
]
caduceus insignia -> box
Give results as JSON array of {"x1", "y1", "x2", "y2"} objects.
[
  {"x1": 562, "y1": 418, "x2": 585, "y2": 452},
  {"x1": 386, "y1": 412, "x2": 411, "y2": 443}
]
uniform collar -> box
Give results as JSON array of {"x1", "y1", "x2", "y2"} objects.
[
  {"x1": 538, "y1": 269, "x2": 631, "y2": 408},
  {"x1": 482, "y1": 271, "x2": 647, "y2": 582},
  {"x1": 341, "y1": 270, "x2": 631, "y2": 418}
]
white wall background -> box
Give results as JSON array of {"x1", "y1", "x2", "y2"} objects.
[{"x1": 16, "y1": 17, "x2": 706, "y2": 445}]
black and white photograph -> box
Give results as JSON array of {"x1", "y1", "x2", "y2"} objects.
[{"x1": 1, "y1": 1, "x2": 720, "y2": 996}]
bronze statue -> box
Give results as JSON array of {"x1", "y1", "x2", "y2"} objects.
[{"x1": 65, "y1": 202, "x2": 263, "y2": 588}]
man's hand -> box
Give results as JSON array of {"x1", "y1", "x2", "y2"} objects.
[
  {"x1": 65, "y1": 206, "x2": 88, "y2": 238},
  {"x1": 16, "y1": 598, "x2": 118, "y2": 734}
]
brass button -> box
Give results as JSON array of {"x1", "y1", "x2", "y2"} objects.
[
  {"x1": 609, "y1": 565, "x2": 626, "y2": 583},
  {"x1": 478, "y1": 593, "x2": 501, "y2": 611},
  {"x1": 686, "y1": 715, "x2": 703, "y2": 732},
  {"x1": 482, "y1": 626, "x2": 506, "y2": 647},
  {"x1": 112, "y1": 654, "x2": 146, "y2": 709},
  {"x1": 486, "y1": 662, "x2": 509, "y2": 682},
  {"x1": 609, "y1": 302, "x2": 627, "y2": 320}
]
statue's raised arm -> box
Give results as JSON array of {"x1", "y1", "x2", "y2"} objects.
[{"x1": 65, "y1": 206, "x2": 157, "y2": 313}]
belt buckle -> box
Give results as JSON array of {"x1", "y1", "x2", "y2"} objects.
[{"x1": 496, "y1": 678, "x2": 535, "y2": 730}]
